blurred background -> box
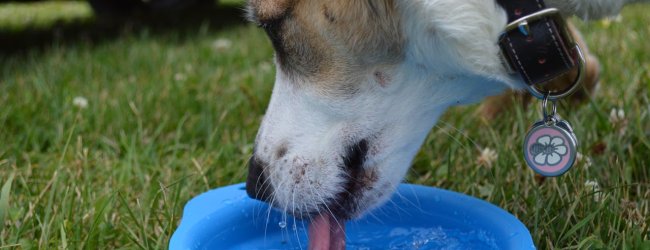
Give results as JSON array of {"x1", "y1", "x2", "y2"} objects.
[{"x1": 0, "y1": 1, "x2": 648, "y2": 249}]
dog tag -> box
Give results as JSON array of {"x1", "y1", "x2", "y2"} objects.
[{"x1": 523, "y1": 98, "x2": 578, "y2": 177}]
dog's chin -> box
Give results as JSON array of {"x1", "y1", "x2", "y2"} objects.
[
  {"x1": 286, "y1": 164, "x2": 403, "y2": 221},
  {"x1": 278, "y1": 183, "x2": 398, "y2": 222}
]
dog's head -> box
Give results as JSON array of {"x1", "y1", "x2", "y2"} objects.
[{"x1": 245, "y1": 0, "x2": 515, "y2": 220}]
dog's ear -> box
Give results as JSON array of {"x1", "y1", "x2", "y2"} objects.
[{"x1": 246, "y1": 0, "x2": 295, "y2": 24}]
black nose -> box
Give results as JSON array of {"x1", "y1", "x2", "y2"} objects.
[{"x1": 246, "y1": 156, "x2": 274, "y2": 203}]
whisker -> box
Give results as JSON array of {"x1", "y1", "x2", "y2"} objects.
[
  {"x1": 435, "y1": 119, "x2": 481, "y2": 149},
  {"x1": 291, "y1": 189, "x2": 304, "y2": 249},
  {"x1": 393, "y1": 187, "x2": 429, "y2": 216},
  {"x1": 254, "y1": 160, "x2": 273, "y2": 202},
  {"x1": 282, "y1": 210, "x2": 289, "y2": 247},
  {"x1": 265, "y1": 177, "x2": 287, "y2": 247},
  {"x1": 364, "y1": 206, "x2": 386, "y2": 224},
  {"x1": 253, "y1": 160, "x2": 273, "y2": 222},
  {"x1": 299, "y1": 202, "x2": 309, "y2": 248},
  {"x1": 263, "y1": 191, "x2": 277, "y2": 247}
]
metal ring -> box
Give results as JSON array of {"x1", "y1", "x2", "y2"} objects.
[
  {"x1": 541, "y1": 93, "x2": 558, "y2": 121},
  {"x1": 503, "y1": 8, "x2": 560, "y2": 33},
  {"x1": 526, "y1": 44, "x2": 586, "y2": 101}
]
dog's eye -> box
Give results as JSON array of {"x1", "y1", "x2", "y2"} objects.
[
  {"x1": 260, "y1": 19, "x2": 283, "y2": 44},
  {"x1": 258, "y1": 19, "x2": 281, "y2": 30},
  {"x1": 257, "y1": 13, "x2": 289, "y2": 47},
  {"x1": 257, "y1": 13, "x2": 287, "y2": 31}
]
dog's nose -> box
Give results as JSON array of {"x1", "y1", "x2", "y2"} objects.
[{"x1": 246, "y1": 156, "x2": 274, "y2": 203}]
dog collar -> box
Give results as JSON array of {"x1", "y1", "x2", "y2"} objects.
[
  {"x1": 497, "y1": 0, "x2": 585, "y2": 177},
  {"x1": 497, "y1": 0, "x2": 585, "y2": 100}
]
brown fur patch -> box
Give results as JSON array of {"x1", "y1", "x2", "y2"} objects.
[{"x1": 248, "y1": 0, "x2": 404, "y2": 95}]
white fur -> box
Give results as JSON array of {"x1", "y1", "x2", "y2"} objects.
[{"x1": 253, "y1": 0, "x2": 642, "y2": 219}]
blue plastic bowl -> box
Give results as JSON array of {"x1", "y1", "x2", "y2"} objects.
[{"x1": 170, "y1": 183, "x2": 535, "y2": 250}]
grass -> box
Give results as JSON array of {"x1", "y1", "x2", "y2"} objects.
[
  {"x1": 0, "y1": 1, "x2": 92, "y2": 31},
  {"x1": 0, "y1": 1, "x2": 648, "y2": 249}
]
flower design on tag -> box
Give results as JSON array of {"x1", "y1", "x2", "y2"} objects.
[{"x1": 529, "y1": 135, "x2": 567, "y2": 166}]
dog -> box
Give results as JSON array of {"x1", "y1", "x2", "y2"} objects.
[{"x1": 244, "y1": 0, "x2": 646, "y2": 248}]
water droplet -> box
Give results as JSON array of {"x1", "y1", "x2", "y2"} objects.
[{"x1": 278, "y1": 221, "x2": 287, "y2": 229}]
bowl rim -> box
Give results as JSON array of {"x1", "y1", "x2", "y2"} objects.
[{"x1": 170, "y1": 183, "x2": 535, "y2": 249}]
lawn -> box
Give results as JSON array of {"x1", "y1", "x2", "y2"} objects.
[{"x1": 0, "y1": 1, "x2": 648, "y2": 249}]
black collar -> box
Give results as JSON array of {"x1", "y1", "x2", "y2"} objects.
[{"x1": 497, "y1": 0, "x2": 585, "y2": 99}]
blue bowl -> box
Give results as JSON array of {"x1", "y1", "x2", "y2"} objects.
[{"x1": 170, "y1": 183, "x2": 535, "y2": 250}]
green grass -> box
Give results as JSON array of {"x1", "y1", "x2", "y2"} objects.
[
  {"x1": 0, "y1": 1, "x2": 648, "y2": 249},
  {"x1": 0, "y1": 1, "x2": 92, "y2": 31}
]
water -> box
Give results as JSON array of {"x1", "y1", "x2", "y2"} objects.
[
  {"x1": 226, "y1": 225, "x2": 499, "y2": 250},
  {"x1": 348, "y1": 226, "x2": 499, "y2": 250}
]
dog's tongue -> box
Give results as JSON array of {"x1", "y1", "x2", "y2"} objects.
[{"x1": 308, "y1": 213, "x2": 346, "y2": 250}]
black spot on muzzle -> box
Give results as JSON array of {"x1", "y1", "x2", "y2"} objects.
[
  {"x1": 343, "y1": 139, "x2": 369, "y2": 173},
  {"x1": 330, "y1": 139, "x2": 370, "y2": 219}
]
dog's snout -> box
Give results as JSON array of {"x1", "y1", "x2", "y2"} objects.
[{"x1": 246, "y1": 156, "x2": 274, "y2": 202}]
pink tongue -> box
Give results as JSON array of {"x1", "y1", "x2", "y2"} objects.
[{"x1": 308, "y1": 213, "x2": 346, "y2": 250}]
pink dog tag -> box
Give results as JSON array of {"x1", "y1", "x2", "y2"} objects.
[{"x1": 523, "y1": 119, "x2": 577, "y2": 177}]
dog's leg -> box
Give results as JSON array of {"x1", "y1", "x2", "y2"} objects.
[{"x1": 479, "y1": 21, "x2": 600, "y2": 120}]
